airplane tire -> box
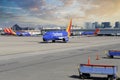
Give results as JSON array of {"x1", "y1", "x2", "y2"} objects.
[
  {"x1": 43, "y1": 38, "x2": 47, "y2": 42},
  {"x1": 63, "y1": 38, "x2": 67, "y2": 43},
  {"x1": 52, "y1": 40, "x2": 55, "y2": 42},
  {"x1": 109, "y1": 55, "x2": 114, "y2": 58}
]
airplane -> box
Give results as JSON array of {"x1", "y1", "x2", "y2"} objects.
[
  {"x1": 80, "y1": 28, "x2": 100, "y2": 36},
  {"x1": 3, "y1": 27, "x2": 41, "y2": 36},
  {"x1": 3, "y1": 27, "x2": 31, "y2": 36},
  {"x1": 42, "y1": 19, "x2": 72, "y2": 43}
]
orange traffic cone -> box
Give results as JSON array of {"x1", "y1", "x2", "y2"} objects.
[
  {"x1": 88, "y1": 56, "x2": 90, "y2": 65},
  {"x1": 96, "y1": 53, "x2": 100, "y2": 60}
]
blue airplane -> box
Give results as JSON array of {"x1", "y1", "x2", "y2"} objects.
[
  {"x1": 3, "y1": 27, "x2": 32, "y2": 36},
  {"x1": 16, "y1": 31, "x2": 31, "y2": 36},
  {"x1": 81, "y1": 28, "x2": 100, "y2": 36},
  {"x1": 42, "y1": 19, "x2": 72, "y2": 43}
]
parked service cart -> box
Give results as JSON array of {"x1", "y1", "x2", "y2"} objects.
[
  {"x1": 78, "y1": 64, "x2": 118, "y2": 80},
  {"x1": 107, "y1": 50, "x2": 120, "y2": 58}
]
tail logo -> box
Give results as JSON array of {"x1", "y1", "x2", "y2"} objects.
[
  {"x1": 3, "y1": 28, "x2": 16, "y2": 35},
  {"x1": 66, "y1": 18, "x2": 72, "y2": 37}
]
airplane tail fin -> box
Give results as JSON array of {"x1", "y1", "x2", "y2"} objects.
[
  {"x1": 3, "y1": 28, "x2": 16, "y2": 35},
  {"x1": 8, "y1": 28, "x2": 16, "y2": 35},
  {"x1": 66, "y1": 18, "x2": 72, "y2": 37},
  {"x1": 4, "y1": 28, "x2": 11, "y2": 34},
  {"x1": 94, "y1": 28, "x2": 100, "y2": 35},
  {"x1": 3, "y1": 28, "x2": 8, "y2": 33}
]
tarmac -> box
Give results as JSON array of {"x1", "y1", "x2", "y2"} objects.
[
  {"x1": 0, "y1": 36, "x2": 120, "y2": 80},
  {"x1": 0, "y1": 36, "x2": 120, "y2": 56}
]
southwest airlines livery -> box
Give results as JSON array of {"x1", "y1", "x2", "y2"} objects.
[
  {"x1": 3, "y1": 28, "x2": 31, "y2": 36},
  {"x1": 42, "y1": 19, "x2": 72, "y2": 43},
  {"x1": 81, "y1": 28, "x2": 100, "y2": 36},
  {"x1": 3, "y1": 28, "x2": 40, "y2": 36}
]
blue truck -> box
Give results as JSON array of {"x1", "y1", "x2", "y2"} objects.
[
  {"x1": 107, "y1": 50, "x2": 120, "y2": 58},
  {"x1": 78, "y1": 64, "x2": 118, "y2": 80}
]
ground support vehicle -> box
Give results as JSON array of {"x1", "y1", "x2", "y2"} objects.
[
  {"x1": 78, "y1": 64, "x2": 118, "y2": 80},
  {"x1": 107, "y1": 50, "x2": 120, "y2": 58}
]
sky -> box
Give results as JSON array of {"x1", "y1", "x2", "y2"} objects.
[{"x1": 0, "y1": 0, "x2": 120, "y2": 26}]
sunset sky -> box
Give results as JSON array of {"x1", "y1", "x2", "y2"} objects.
[{"x1": 0, "y1": 0, "x2": 120, "y2": 26}]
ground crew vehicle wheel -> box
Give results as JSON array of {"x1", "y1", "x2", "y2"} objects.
[
  {"x1": 82, "y1": 73, "x2": 90, "y2": 78},
  {"x1": 108, "y1": 75, "x2": 114, "y2": 80},
  {"x1": 79, "y1": 73, "x2": 90, "y2": 79}
]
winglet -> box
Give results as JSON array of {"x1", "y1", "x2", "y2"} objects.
[{"x1": 66, "y1": 18, "x2": 72, "y2": 37}]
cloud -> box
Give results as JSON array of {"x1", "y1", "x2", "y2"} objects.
[{"x1": 1, "y1": 0, "x2": 120, "y2": 26}]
